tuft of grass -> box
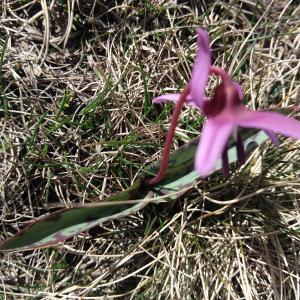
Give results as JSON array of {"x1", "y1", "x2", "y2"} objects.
[
  {"x1": 1, "y1": 0, "x2": 300, "y2": 299},
  {"x1": 0, "y1": 36, "x2": 8, "y2": 118}
]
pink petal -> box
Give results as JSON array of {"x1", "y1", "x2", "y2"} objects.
[
  {"x1": 195, "y1": 119, "x2": 234, "y2": 177},
  {"x1": 234, "y1": 109, "x2": 300, "y2": 141},
  {"x1": 152, "y1": 93, "x2": 200, "y2": 107},
  {"x1": 190, "y1": 28, "x2": 211, "y2": 110},
  {"x1": 152, "y1": 93, "x2": 182, "y2": 104}
]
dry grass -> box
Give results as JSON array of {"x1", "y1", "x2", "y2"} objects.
[{"x1": 0, "y1": 0, "x2": 300, "y2": 299}]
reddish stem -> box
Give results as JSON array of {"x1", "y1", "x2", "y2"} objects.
[{"x1": 146, "y1": 84, "x2": 190, "y2": 185}]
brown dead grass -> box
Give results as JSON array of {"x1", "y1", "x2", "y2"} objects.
[{"x1": 0, "y1": 0, "x2": 300, "y2": 299}]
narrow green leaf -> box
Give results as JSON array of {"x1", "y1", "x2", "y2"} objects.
[{"x1": 25, "y1": 112, "x2": 47, "y2": 156}]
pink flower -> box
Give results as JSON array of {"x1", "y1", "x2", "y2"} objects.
[
  {"x1": 153, "y1": 28, "x2": 211, "y2": 109},
  {"x1": 152, "y1": 28, "x2": 300, "y2": 178}
]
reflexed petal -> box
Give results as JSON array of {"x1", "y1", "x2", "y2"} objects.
[
  {"x1": 234, "y1": 110, "x2": 300, "y2": 140},
  {"x1": 152, "y1": 93, "x2": 199, "y2": 107},
  {"x1": 195, "y1": 119, "x2": 234, "y2": 177},
  {"x1": 190, "y1": 28, "x2": 211, "y2": 109}
]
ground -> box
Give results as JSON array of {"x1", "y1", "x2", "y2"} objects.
[{"x1": 0, "y1": 0, "x2": 300, "y2": 299}]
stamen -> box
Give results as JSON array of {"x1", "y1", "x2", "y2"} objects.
[
  {"x1": 210, "y1": 66, "x2": 231, "y2": 86},
  {"x1": 221, "y1": 146, "x2": 230, "y2": 176},
  {"x1": 146, "y1": 84, "x2": 190, "y2": 185},
  {"x1": 264, "y1": 130, "x2": 279, "y2": 147},
  {"x1": 236, "y1": 131, "x2": 246, "y2": 165}
]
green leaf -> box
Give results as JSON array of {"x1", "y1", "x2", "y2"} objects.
[
  {"x1": 0, "y1": 181, "x2": 149, "y2": 251},
  {"x1": 0, "y1": 128, "x2": 269, "y2": 251}
]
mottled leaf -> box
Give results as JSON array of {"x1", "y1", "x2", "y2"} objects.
[{"x1": 0, "y1": 128, "x2": 269, "y2": 251}]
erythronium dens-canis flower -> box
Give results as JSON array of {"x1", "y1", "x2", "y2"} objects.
[{"x1": 147, "y1": 28, "x2": 300, "y2": 184}]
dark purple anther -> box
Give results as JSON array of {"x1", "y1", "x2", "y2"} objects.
[
  {"x1": 221, "y1": 146, "x2": 230, "y2": 176},
  {"x1": 236, "y1": 131, "x2": 246, "y2": 165}
]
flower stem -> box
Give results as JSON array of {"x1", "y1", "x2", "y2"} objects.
[{"x1": 146, "y1": 84, "x2": 190, "y2": 185}]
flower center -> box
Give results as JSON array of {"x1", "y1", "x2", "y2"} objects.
[
  {"x1": 203, "y1": 83, "x2": 226, "y2": 117},
  {"x1": 203, "y1": 67, "x2": 241, "y2": 117}
]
